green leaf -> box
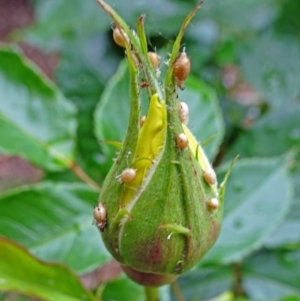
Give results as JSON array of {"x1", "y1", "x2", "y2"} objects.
[
  {"x1": 265, "y1": 196, "x2": 300, "y2": 249},
  {"x1": 102, "y1": 278, "x2": 171, "y2": 301},
  {"x1": 266, "y1": 152, "x2": 300, "y2": 248},
  {"x1": 0, "y1": 46, "x2": 77, "y2": 171},
  {"x1": 94, "y1": 60, "x2": 130, "y2": 175},
  {"x1": 201, "y1": 0, "x2": 278, "y2": 33},
  {"x1": 200, "y1": 156, "x2": 293, "y2": 265},
  {"x1": 280, "y1": 296, "x2": 300, "y2": 301},
  {"x1": 0, "y1": 237, "x2": 95, "y2": 301},
  {"x1": 20, "y1": 0, "x2": 110, "y2": 51},
  {"x1": 21, "y1": 0, "x2": 197, "y2": 51},
  {"x1": 101, "y1": 276, "x2": 144, "y2": 301},
  {"x1": 243, "y1": 250, "x2": 300, "y2": 300},
  {"x1": 239, "y1": 34, "x2": 300, "y2": 107},
  {"x1": 23, "y1": 0, "x2": 280, "y2": 53},
  {"x1": 275, "y1": 0, "x2": 300, "y2": 36},
  {"x1": 226, "y1": 105, "x2": 300, "y2": 249},
  {"x1": 228, "y1": 104, "x2": 300, "y2": 159},
  {"x1": 0, "y1": 293, "x2": 33, "y2": 301},
  {"x1": 94, "y1": 61, "x2": 224, "y2": 174},
  {"x1": 174, "y1": 266, "x2": 233, "y2": 301},
  {"x1": 55, "y1": 34, "x2": 119, "y2": 179},
  {"x1": 0, "y1": 182, "x2": 111, "y2": 274}
]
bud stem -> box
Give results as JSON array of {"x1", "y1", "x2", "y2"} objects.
[{"x1": 144, "y1": 286, "x2": 159, "y2": 301}]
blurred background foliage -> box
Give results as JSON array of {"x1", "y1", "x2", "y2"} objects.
[{"x1": 0, "y1": 0, "x2": 300, "y2": 300}]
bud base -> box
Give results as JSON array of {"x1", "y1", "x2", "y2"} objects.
[{"x1": 121, "y1": 265, "x2": 178, "y2": 287}]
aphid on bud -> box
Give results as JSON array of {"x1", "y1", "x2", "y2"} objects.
[
  {"x1": 203, "y1": 167, "x2": 217, "y2": 185},
  {"x1": 178, "y1": 101, "x2": 189, "y2": 124},
  {"x1": 93, "y1": 203, "x2": 107, "y2": 232},
  {"x1": 117, "y1": 168, "x2": 137, "y2": 183},
  {"x1": 176, "y1": 133, "x2": 189, "y2": 149},
  {"x1": 174, "y1": 48, "x2": 191, "y2": 90},
  {"x1": 139, "y1": 81, "x2": 149, "y2": 89},
  {"x1": 113, "y1": 27, "x2": 130, "y2": 48},
  {"x1": 140, "y1": 115, "x2": 146, "y2": 127},
  {"x1": 148, "y1": 52, "x2": 160, "y2": 69},
  {"x1": 206, "y1": 198, "x2": 219, "y2": 212},
  {"x1": 131, "y1": 51, "x2": 140, "y2": 67}
]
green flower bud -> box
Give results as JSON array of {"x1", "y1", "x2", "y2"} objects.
[
  {"x1": 95, "y1": 0, "x2": 234, "y2": 287},
  {"x1": 97, "y1": 94, "x2": 226, "y2": 286}
]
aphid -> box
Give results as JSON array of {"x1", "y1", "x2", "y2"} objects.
[
  {"x1": 140, "y1": 80, "x2": 149, "y2": 89},
  {"x1": 174, "y1": 48, "x2": 191, "y2": 90},
  {"x1": 178, "y1": 101, "x2": 189, "y2": 124},
  {"x1": 93, "y1": 203, "x2": 107, "y2": 232},
  {"x1": 113, "y1": 27, "x2": 130, "y2": 48},
  {"x1": 203, "y1": 167, "x2": 217, "y2": 185},
  {"x1": 131, "y1": 51, "x2": 140, "y2": 67},
  {"x1": 206, "y1": 198, "x2": 219, "y2": 212},
  {"x1": 140, "y1": 115, "x2": 146, "y2": 127},
  {"x1": 176, "y1": 133, "x2": 189, "y2": 149},
  {"x1": 118, "y1": 168, "x2": 137, "y2": 183},
  {"x1": 148, "y1": 52, "x2": 160, "y2": 69}
]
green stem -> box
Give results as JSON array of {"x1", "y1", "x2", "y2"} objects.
[{"x1": 144, "y1": 286, "x2": 159, "y2": 301}]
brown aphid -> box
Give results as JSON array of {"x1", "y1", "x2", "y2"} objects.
[
  {"x1": 178, "y1": 101, "x2": 189, "y2": 124},
  {"x1": 148, "y1": 52, "x2": 160, "y2": 69},
  {"x1": 113, "y1": 27, "x2": 130, "y2": 48},
  {"x1": 174, "y1": 49, "x2": 191, "y2": 90},
  {"x1": 176, "y1": 133, "x2": 189, "y2": 149},
  {"x1": 93, "y1": 203, "x2": 107, "y2": 232},
  {"x1": 206, "y1": 198, "x2": 219, "y2": 212},
  {"x1": 119, "y1": 168, "x2": 137, "y2": 183},
  {"x1": 203, "y1": 167, "x2": 217, "y2": 185},
  {"x1": 139, "y1": 81, "x2": 149, "y2": 89},
  {"x1": 140, "y1": 115, "x2": 146, "y2": 127}
]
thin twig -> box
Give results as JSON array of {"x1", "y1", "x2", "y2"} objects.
[
  {"x1": 232, "y1": 263, "x2": 244, "y2": 297},
  {"x1": 171, "y1": 281, "x2": 186, "y2": 301},
  {"x1": 69, "y1": 162, "x2": 101, "y2": 190}
]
